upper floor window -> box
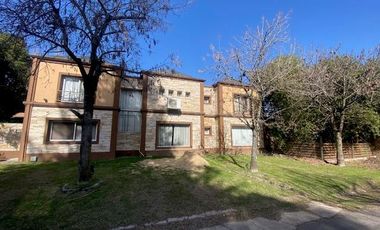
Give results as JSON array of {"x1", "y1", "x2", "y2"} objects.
[
  {"x1": 234, "y1": 95, "x2": 251, "y2": 113},
  {"x1": 185, "y1": 92, "x2": 191, "y2": 97},
  {"x1": 59, "y1": 76, "x2": 84, "y2": 103},
  {"x1": 119, "y1": 90, "x2": 142, "y2": 133}
]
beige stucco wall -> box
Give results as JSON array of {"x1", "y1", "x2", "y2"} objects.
[
  {"x1": 26, "y1": 107, "x2": 112, "y2": 154},
  {"x1": 146, "y1": 76, "x2": 201, "y2": 112},
  {"x1": 204, "y1": 87, "x2": 218, "y2": 116},
  {"x1": 204, "y1": 117, "x2": 218, "y2": 149},
  {"x1": 145, "y1": 113, "x2": 201, "y2": 151},
  {"x1": 0, "y1": 123, "x2": 22, "y2": 151},
  {"x1": 33, "y1": 61, "x2": 116, "y2": 106}
]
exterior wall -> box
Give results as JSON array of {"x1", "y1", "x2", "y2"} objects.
[
  {"x1": 120, "y1": 77, "x2": 143, "y2": 90},
  {"x1": 33, "y1": 61, "x2": 116, "y2": 106},
  {"x1": 0, "y1": 123, "x2": 22, "y2": 151},
  {"x1": 145, "y1": 113, "x2": 201, "y2": 151},
  {"x1": 116, "y1": 77, "x2": 143, "y2": 152},
  {"x1": 146, "y1": 76, "x2": 202, "y2": 113},
  {"x1": 204, "y1": 87, "x2": 218, "y2": 116},
  {"x1": 223, "y1": 117, "x2": 251, "y2": 149},
  {"x1": 220, "y1": 84, "x2": 257, "y2": 115},
  {"x1": 204, "y1": 117, "x2": 218, "y2": 149},
  {"x1": 26, "y1": 107, "x2": 112, "y2": 154},
  {"x1": 117, "y1": 133, "x2": 140, "y2": 151}
]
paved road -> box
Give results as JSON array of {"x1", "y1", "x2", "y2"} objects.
[{"x1": 202, "y1": 201, "x2": 380, "y2": 230}]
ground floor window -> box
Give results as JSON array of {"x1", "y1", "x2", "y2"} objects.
[
  {"x1": 47, "y1": 120, "x2": 98, "y2": 143},
  {"x1": 157, "y1": 123, "x2": 191, "y2": 147},
  {"x1": 231, "y1": 126, "x2": 252, "y2": 146}
]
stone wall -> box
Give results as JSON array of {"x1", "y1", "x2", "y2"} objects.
[
  {"x1": 223, "y1": 117, "x2": 250, "y2": 148},
  {"x1": 116, "y1": 133, "x2": 140, "y2": 150},
  {"x1": 26, "y1": 107, "x2": 113, "y2": 154},
  {"x1": 204, "y1": 117, "x2": 219, "y2": 149},
  {"x1": 145, "y1": 113, "x2": 201, "y2": 151},
  {"x1": 220, "y1": 85, "x2": 257, "y2": 115},
  {"x1": 287, "y1": 142, "x2": 375, "y2": 160},
  {"x1": 147, "y1": 77, "x2": 201, "y2": 112},
  {"x1": 204, "y1": 87, "x2": 218, "y2": 116},
  {"x1": 0, "y1": 123, "x2": 22, "y2": 151}
]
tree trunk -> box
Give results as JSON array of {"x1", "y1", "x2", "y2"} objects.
[
  {"x1": 335, "y1": 131, "x2": 345, "y2": 166},
  {"x1": 250, "y1": 127, "x2": 259, "y2": 172},
  {"x1": 78, "y1": 83, "x2": 97, "y2": 182}
]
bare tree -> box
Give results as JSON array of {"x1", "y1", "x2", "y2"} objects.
[
  {"x1": 0, "y1": 0, "x2": 179, "y2": 181},
  {"x1": 299, "y1": 50, "x2": 380, "y2": 166},
  {"x1": 210, "y1": 13, "x2": 296, "y2": 172}
]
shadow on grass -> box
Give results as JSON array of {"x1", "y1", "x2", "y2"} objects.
[
  {"x1": 0, "y1": 156, "x2": 295, "y2": 230},
  {"x1": 270, "y1": 167, "x2": 380, "y2": 208}
]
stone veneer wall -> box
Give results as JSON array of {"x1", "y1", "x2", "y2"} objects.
[
  {"x1": 26, "y1": 107, "x2": 113, "y2": 154},
  {"x1": 204, "y1": 117, "x2": 218, "y2": 149},
  {"x1": 223, "y1": 117, "x2": 249, "y2": 148},
  {"x1": 147, "y1": 77, "x2": 201, "y2": 112},
  {"x1": 204, "y1": 87, "x2": 218, "y2": 116},
  {"x1": 116, "y1": 133, "x2": 140, "y2": 150},
  {"x1": 0, "y1": 123, "x2": 22, "y2": 151},
  {"x1": 145, "y1": 113, "x2": 201, "y2": 151}
]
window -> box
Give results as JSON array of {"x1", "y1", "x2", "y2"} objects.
[
  {"x1": 157, "y1": 124, "x2": 190, "y2": 147},
  {"x1": 234, "y1": 95, "x2": 251, "y2": 113},
  {"x1": 177, "y1": 91, "x2": 182, "y2": 97},
  {"x1": 119, "y1": 90, "x2": 142, "y2": 133},
  {"x1": 168, "y1": 90, "x2": 174, "y2": 96},
  {"x1": 231, "y1": 126, "x2": 252, "y2": 146},
  {"x1": 204, "y1": 127, "x2": 212, "y2": 136},
  {"x1": 59, "y1": 76, "x2": 84, "y2": 102},
  {"x1": 47, "y1": 120, "x2": 98, "y2": 143},
  {"x1": 204, "y1": 96, "x2": 211, "y2": 104},
  {"x1": 185, "y1": 92, "x2": 191, "y2": 97},
  {"x1": 159, "y1": 88, "x2": 165, "y2": 95}
]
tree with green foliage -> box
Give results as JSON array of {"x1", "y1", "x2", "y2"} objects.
[
  {"x1": 0, "y1": 34, "x2": 29, "y2": 122},
  {"x1": 297, "y1": 51, "x2": 380, "y2": 166}
]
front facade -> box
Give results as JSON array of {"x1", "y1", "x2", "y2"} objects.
[{"x1": 10, "y1": 57, "x2": 257, "y2": 161}]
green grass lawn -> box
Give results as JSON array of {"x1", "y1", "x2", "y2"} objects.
[{"x1": 0, "y1": 155, "x2": 379, "y2": 229}]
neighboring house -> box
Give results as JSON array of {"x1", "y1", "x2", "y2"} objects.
[{"x1": 1, "y1": 56, "x2": 258, "y2": 162}]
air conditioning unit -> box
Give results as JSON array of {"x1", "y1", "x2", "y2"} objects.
[{"x1": 167, "y1": 98, "x2": 181, "y2": 110}]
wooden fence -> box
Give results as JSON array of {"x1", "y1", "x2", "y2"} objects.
[{"x1": 287, "y1": 142, "x2": 375, "y2": 160}]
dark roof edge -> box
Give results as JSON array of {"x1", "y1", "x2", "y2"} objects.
[
  {"x1": 30, "y1": 55, "x2": 122, "y2": 70},
  {"x1": 142, "y1": 70, "x2": 205, "y2": 82}
]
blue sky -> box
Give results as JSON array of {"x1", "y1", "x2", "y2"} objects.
[{"x1": 139, "y1": 0, "x2": 380, "y2": 85}]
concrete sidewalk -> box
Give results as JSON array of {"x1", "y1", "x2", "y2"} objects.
[{"x1": 202, "y1": 201, "x2": 380, "y2": 230}]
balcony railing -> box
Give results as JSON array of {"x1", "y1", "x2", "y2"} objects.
[{"x1": 57, "y1": 90, "x2": 84, "y2": 103}]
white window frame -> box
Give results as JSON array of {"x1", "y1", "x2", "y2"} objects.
[{"x1": 60, "y1": 76, "x2": 84, "y2": 103}]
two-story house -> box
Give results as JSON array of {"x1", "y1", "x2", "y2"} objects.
[{"x1": 12, "y1": 56, "x2": 257, "y2": 161}]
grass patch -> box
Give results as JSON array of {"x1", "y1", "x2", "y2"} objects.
[{"x1": 0, "y1": 155, "x2": 379, "y2": 229}]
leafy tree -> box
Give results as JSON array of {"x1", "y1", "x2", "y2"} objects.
[
  {"x1": 0, "y1": 0, "x2": 178, "y2": 181},
  {"x1": 297, "y1": 51, "x2": 380, "y2": 166},
  {"x1": 0, "y1": 34, "x2": 29, "y2": 122}
]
